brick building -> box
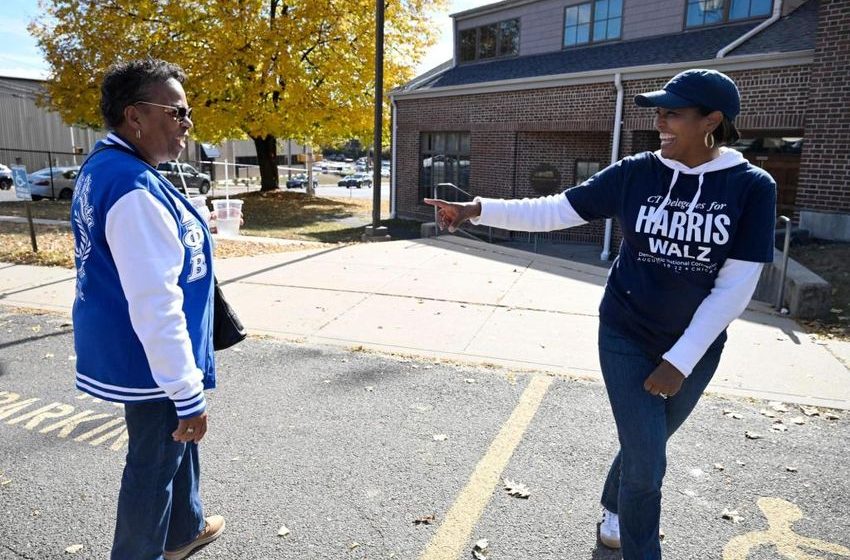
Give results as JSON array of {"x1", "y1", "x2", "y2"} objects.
[{"x1": 389, "y1": 0, "x2": 850, "y2": 252}]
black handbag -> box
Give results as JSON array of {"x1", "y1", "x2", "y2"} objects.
[{"x1": 213, "y1": 279, "x2": 247, "y2": 350}]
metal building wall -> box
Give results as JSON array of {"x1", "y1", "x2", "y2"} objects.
[{"x1": 0, "y1": 76, "x2": 98, "y2": 172}]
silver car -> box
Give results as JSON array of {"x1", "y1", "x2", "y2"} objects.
[{"x1": 28, "y1": 166, "x2": 80, "y2": 200}]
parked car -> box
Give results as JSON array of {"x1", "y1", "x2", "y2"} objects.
[
  {"x1": 28, "y1": 166, "x2": 80, "y2": 200},
  {"x1": 156, "y1": 161, "x2": 211, "y2": 194},
  {"x1": 285, "y1": 173, "x2": 318, "y2": 189},
  {"x1": 0, "y1": 163, "x2": 12, "y2": 190},
  {"x1": 337, "y1": 173, "x2": 373, "y2": 189}
]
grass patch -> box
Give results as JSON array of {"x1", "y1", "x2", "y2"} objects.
[
  {"x1": 214, "y1": 190, "x2": 393, "y2": 242},
  {"x1": 0, "y1": 223, "x2": 75, "y2": 268},
  {"x1": 0, "y1": 190, "x2": 422, "y2": 268},
  {"x1": 790, "y1": 241, "x2": 850, "y2": 340},
  {"x1": 0, "y1": 200, "x2": 72, "y2": 221}
]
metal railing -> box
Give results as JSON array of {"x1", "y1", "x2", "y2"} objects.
[
  {"x1": 776, "y1": 215, "x2": 791, "y2": 312},
  {"x1": 432, "y1": 182, "x2": 492, "y2": 242}
]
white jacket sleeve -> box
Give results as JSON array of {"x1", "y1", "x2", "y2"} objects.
[
  {"x1": 469, "y1": 193, "x2": 588, "y2": 231},
  {"x1": 663, "y1": 258, "x2": 764, "y2": 376},
  {"x1": 105, "y1": 190, "x2": 206, "y2": 416}
]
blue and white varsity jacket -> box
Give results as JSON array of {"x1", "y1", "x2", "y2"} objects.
[{"x1": 71, "y1": 133, "x2": 215, "y2": 419}]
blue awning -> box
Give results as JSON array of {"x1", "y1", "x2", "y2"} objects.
[{"x1": 200, "y1": 143, "x2": 221, "y2": 159}]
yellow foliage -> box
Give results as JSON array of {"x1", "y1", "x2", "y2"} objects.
[{"x1": 29, "y1": 0, "x2": 447, "y2": 147}]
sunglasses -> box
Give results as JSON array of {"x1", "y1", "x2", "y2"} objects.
[{"x1": 134, "y1": 101, "x2": 193, "y2": 124}]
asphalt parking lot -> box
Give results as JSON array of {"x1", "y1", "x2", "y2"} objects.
[{"x1": 1, "y1": 309, "x2": 848, "y2": 560}]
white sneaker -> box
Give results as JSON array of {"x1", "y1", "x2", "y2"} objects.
[{"x1": 598, "y1": 508, "x2": 621, "y2": 549}]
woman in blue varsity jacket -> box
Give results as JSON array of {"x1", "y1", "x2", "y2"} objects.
[
  {"x1": 71, "y1": 59, "x2": 224, "y2": 560},
  {"x1": 427, "y1": 69, "x2": 776, "y2": 560}
]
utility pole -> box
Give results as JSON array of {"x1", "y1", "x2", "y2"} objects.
[{"x1": 365, "y1": 0, "x2": 389, "y2": 240}]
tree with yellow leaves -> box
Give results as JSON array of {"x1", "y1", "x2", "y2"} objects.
[{"x1": 30, "y1": 0, "x2": 445, "y2": 191}]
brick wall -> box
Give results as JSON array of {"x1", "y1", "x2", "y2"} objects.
[
  {"x1": 797, "y1": 0, "x2": 850, "y2": 214},
  {"x1": 394, "y1": 64, "x2": 817, "y2": 242}
]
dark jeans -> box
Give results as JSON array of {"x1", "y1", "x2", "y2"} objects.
[
  {"x1": 112, "y1": 400, "x2": 204, "y2": 560},
  {"x1": 598, "y1": 323, "x2": 723, "y2": 560}
]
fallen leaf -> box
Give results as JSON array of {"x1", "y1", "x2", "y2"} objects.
[
  {"x1": 64, "y1": 544, "x2": 84, "y2": 554},
  {"x1": 472, "y1": 538, "x2": 490, "y2": 560},
  {"x1": 786, "y1": 466, "x2": 798, "y2": 473},
  {"x1": 771, "y1": 423, "x2": 788, "y2": 432},
  {"x1": 413, "y1": 514, "x2": 436, "y2": 525},
  {"x1": 349, "y1": 542, "x2": 360, "y2": 550},
  {"x1": 32, "y1": 325, "x2": 41, "y2": 333},
  {"x1": 503, "y1": 479, "x2": 531, "y2": 499},
  {"x1": 723, "y1": 410, "x2": 744, "y2": 420},
  {"x1": 277, "y1": 525, "x2": 290, "y2": 537},
  {"x1": 824, "y1": 412, "x2": 840, "y2": 420},
  {"x1": 759, "y1": 409, "x2": 777, "y2": 418},
  {"x1": 769, "y1": 401, "x2": 790, "y2": 413},
  {"x1": 801, "y1": 406, "x2": 820, "y2": 417},
  {"x1": 365, "y1": 386, "x2": 374, "y2": 392},
  {"x1": 721, "y1": 509, "x2": 743, "y2": 523},
  {"x1": 735, "y1": 460, "x2": 746, "y2": 466},
  {"x1": 433, "y1": 434, "x2": 448, "y2": 441},
  {"x1": 464, "y1": 378, "x2": 476, "y2": 384},
  {"x1": 745, "y1": 431, "x2": 763, "y2": 440},
  {"x1": 713, "y1": 463, "x2": 725, "y2": 471},
  {"x1": 43, "y1": 353, "x2": 54, "y2": 359},
  {"x1": 790, "y1": 416, "x2": 806, "y2": 425}
]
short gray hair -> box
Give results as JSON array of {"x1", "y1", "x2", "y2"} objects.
[{"x1": 100, "y1": 58, "x2": 186, "y2": 128}]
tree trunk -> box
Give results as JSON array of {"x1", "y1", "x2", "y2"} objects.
[
  {"x1": 306, "y1": 144, "x2": 315, "y2": 196},
  {"x1": 253, "y1": 134, "x2": 279, "y2": 191}
]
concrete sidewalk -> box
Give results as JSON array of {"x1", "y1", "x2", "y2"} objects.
[{"x1": 1, "y1": 235, "x2": 849, "y2": 409}]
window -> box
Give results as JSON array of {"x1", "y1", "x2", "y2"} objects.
[
  {"x1": 420, "y1": 132, "x2": 471, "y2": 202},
  {"x1": 564, "y1": 0, "x2": 622, "y2": 47},
  {"x1": 575, "y1": 161, "x2": 601, "y2": 184},
  {"x1": 686, "y1": 0, "x2": 771, "y2": 27},
  {"x1": 458, "y1": 19, "x2": 520, "y2": 63}
]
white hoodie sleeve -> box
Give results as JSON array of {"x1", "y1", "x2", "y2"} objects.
[
  {"x1": 469, "y1": 193, "x2": 588, "y2": 231},
  {"x1": 663, "y1": 258, "x2": 764, "y2": 376},
  {"x1": 105, "y1": 189, "x2": 206, "y2": 417}
]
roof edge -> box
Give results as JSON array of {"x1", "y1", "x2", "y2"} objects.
[
  {"x1": 390, "y1": 50, "x2": 814, "y2": 100},
  {"x1": 450, "y1": 0, "x2": 538, "y2": 20}
]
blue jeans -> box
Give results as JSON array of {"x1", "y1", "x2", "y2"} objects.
[
  {"x1": 598, "y1": 323, "x2": 723, "y2": 560},
  {"x1": 112, "y1": 400, "x2": 204, "y2": 560}
]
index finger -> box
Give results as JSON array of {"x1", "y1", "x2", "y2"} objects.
[{"x1": 423, "y1": 198, "x2": 448, "y2": 209}]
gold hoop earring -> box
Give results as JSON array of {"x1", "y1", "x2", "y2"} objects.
[{"x1": 704, "y1": 131, "x2": 715, "y2": 149}]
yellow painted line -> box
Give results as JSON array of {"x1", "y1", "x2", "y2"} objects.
[
  {"x1": 723, "y1": 497, "x2": 850, "y2": 559},
  {"x1": 419, "y1": 375, "x2": 553, "y2": 560}
]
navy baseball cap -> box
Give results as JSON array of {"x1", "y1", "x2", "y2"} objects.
[{"x1": 634, "y1": 69, "x2": 740, "y2": 120}]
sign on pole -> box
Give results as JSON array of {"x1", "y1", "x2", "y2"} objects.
[{"x1": 11, "y1": 165, "x2": 31, "y2": 201}]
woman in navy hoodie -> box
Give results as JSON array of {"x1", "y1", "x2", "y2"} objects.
[
  {"x1": 426, "y1": 69, "x2": 776, "y2": 560},
  {"x1": 71, "y1": 59, "x2": 224, "y2": 560}
]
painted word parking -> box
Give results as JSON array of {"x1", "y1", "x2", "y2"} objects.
[{"x1": 0, "y1": 390, "x2": 127, "y2": 451}]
